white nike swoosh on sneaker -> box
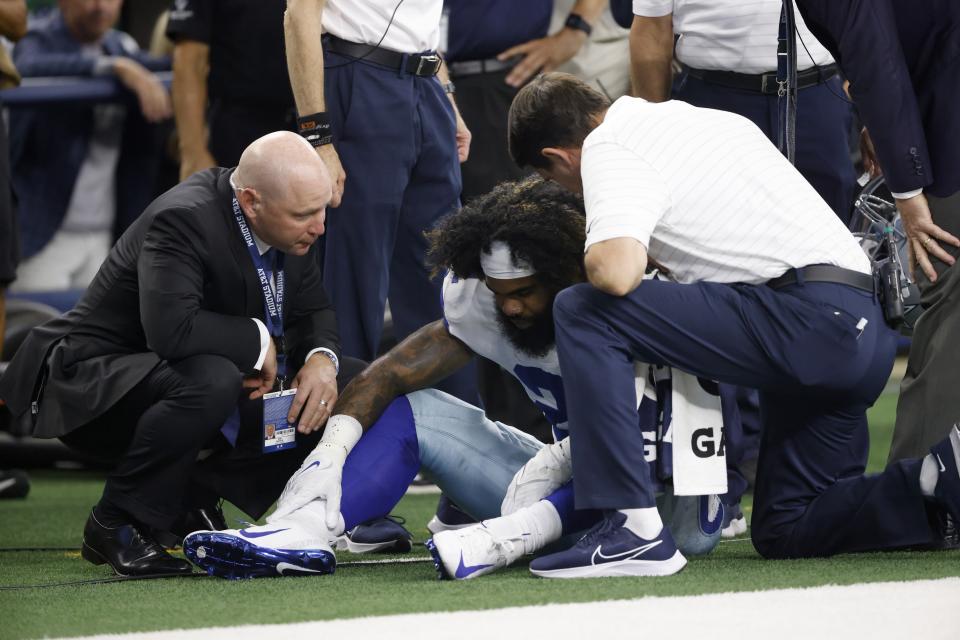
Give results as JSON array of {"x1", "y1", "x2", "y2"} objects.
[
  {"x1": 937, "y1": 454, "x2": 947, "y2": 474},
  {"x1": 276, "y1": 562, "x2": 325, "y2": 575},
  {"x1": 0, "y1": 478, "x2": 16, "y2": 493},
  {"x1": 591, "y1": 540, "x2": 663, "y2": 564}
]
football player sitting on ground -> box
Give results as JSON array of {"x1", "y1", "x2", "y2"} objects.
[{"x1": 183, "y1": 178, "x2": 730, "y2": 580}]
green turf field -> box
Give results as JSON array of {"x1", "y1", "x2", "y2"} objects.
[{"x1": 2, "y1": 390, "x2": 958, "y2": 639}]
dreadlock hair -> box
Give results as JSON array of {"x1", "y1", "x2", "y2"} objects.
[{"x1": 427, "y1": 176, "x2": 586, "y2": 292}]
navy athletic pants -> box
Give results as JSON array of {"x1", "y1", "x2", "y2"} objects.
[
  {"x1": 553, "y1": 276, "x2": 937, "y2": 558},
  {"x1": 322, "y1": 49, "x2": 475, "y2": 401}
]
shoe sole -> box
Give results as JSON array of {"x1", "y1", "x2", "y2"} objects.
[
  {"x1": 424, "y1": 538, "x2": 452, "y2": 580},
  {"x1": 334, "y1": 537, "x2": 413, "y2": 554},
  {"x1": 81, "y1": 540, "x2": 193, "y2": 577},
  {"x1": 530, "y1": 550, "x2": 687, "y2": 579},
  {"x1": 184, "y1": 531, "x2": 335, "y2": 580}
]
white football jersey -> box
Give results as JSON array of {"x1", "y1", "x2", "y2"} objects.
[{"x1": 442, "y1": 273, "x2": 569, "y2": 438}]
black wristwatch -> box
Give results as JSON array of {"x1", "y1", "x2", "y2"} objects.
[{"x1": 564, "y1": 13, "x2": 593, "y2": 37}]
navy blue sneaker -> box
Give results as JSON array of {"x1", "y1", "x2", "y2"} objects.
[
  {"x1": 528, "y1": 512, "x2": 686, "y2": 579},
  {"x1": 183, "y1": 511, "x2": 335, "y2": 579},
  {"x1": 335, "y1": 515, "x2": 413, "y2": 554},
  {"x1": 931, "y1": 425, "x2": 960, "y2": 522}
]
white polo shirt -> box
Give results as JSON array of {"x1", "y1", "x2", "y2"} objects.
[
  {"x1": 323, "y1": 0, "x2": 442, "y2": 53},
  {"x1": 633, "y1": 0, "x2": 834, "y2": 74},
  {"x1": 582, "y1": 97, "x2": 870, "y2": 284}
]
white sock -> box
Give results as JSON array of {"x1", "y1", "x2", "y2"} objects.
[
  {"x1": 619, "y1": 507, "x2": 664, "y2": 540},
  {"x1": 482, "y1": 500, "x2": 562, "y2": 555},
  {"x1": 919, "y1": 454, "x2": 939, "y2": 497}
]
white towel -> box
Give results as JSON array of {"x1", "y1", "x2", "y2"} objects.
[{"x1": 669, "y1": 370, "x2": 728, "y2": 496}]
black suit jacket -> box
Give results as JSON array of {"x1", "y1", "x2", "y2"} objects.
[
  {"x1": 796, "y1": 0, "x2": 960, "y2": 197},
  {"x1": 0, "y1": 168, "x2": 340, "y2": 438}
]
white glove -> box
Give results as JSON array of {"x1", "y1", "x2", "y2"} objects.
[
  {"x1": 501, "y1": 438, "x2": 573, "y2": 515},
  {"x1": 268, "y1": 414, "x2": 363, "y2": 528},
  {"x1": 269, "y1": 443, "x2": 345, "y2": 528}
]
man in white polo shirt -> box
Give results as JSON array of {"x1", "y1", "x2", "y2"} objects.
[{"x1": 505, "y1": 72, "x2": 960, "y2": 576}]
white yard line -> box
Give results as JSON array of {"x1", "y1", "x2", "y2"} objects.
[{"x1": 66, "y1": 577, "x2": 960, "y2": 640}]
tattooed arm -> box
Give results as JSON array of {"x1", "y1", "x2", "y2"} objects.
[{"x1": 331, "y1": 320, "x2": 474, "y2": 430}]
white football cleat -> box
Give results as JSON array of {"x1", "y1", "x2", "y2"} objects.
[
  {"x1": 425, "y1": 522, "x2": 529, "y2": 580},
  {"x1": 184, "y1": 509, "x2": 336, "y2": 579}
]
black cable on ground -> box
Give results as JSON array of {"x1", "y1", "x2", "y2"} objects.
[{"x1": 0, "y1": 556, "x2": 433, "y2": 590}]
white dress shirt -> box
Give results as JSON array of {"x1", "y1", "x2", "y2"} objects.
[
  {"x1": 582, "y1": 97, "x2": 870, "y2": 285},
  {"x1": 323, "y1": 0, "x2": 442, "y2": 53}
]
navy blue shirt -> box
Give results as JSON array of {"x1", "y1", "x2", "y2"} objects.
[{"x1": 444, "y1": 0, "x2": 551, "y2": 62}]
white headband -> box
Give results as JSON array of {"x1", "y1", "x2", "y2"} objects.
[{"x1": 480, "y1": 241, "x2": 536, "y2": 279}]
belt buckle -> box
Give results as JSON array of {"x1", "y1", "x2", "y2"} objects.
[{"x1": 416, "y1": 53, "x2": 441, "y2": 76}]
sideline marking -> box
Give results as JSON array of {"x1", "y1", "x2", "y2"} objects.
[{"x1": 64, "y1": 578, "x2": 960, "y2": 640}]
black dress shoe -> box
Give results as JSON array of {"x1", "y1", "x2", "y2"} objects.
[
  {"x1": 181, "y1": 504, "x2": 227, "y2": 536},
  {"x1": 81, "y1": 509, "x2": 194, "y2": 576},
  {"x1": 154, "y1": 504, "x2": 229, "y2": 548}
]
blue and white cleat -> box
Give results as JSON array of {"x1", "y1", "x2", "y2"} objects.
[
  {"x1": 426, "y1": 522, "x2": 527, "y2": 580},
  {"x1": 529, "y1": 512, "x2": 686, "y2": 579},
  {"x1": 184, "y1": 512, "x2": 335, "y2": 580}
]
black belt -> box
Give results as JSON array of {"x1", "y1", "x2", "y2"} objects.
[
  {"x1": 683, "y1": 63, "x2": 838, "y2": 95},
  {"x1": 323, "y1": 34, "x2": 442, "y2": 77},
  {"x1": 767, "y1": 264, "x2": 875, "y2": 293},
  {"x1": 448, "y1": 57, "x2": 518, "y2": 78}
]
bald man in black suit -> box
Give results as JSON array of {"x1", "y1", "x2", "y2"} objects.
[{"x1": 0, "y1": 132, "x2": 356, "y2": 575}]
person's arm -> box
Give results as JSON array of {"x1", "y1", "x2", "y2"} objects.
[
  {"x1": 580, "y1": 141, "x2": 666, "y2": 295},
  {"x1": 172, "y1": 40, "x2": 216, "y2": 180},
  {"x1": 0, "y1": 0, "x2": 27, "y2": 42},
  {"x1": 282, "y1": 246, "x2": 341, "y2": 429},
  {"x1": 437, "y1": 60, "x2": 471, "y2": 162},
  {"x1": 324, "y1": 320, "x2": 474, "y2": 431},
  {"x1": 269, "y1": 319, "x2": 474, "y2": 526},
  {"x1": 795, "y1": 0, "x2": 958, "y2": 281},
  {"x1": 629, "y1": 14, "x2": 674, "y2": 101},
  {"x1": 284, "y1": 0, "x2": 345, "y2": 207},
  {"x1": 112, "y1": 56, "x2": 173, "y2": 123},
  {"x1": 138, "y1": 208, "x2": 263, "y2": 370},
  {"x1": 497, "y1": 0, "x2": 608, "y2": 88},
  {"x1": 584, "y1": 237, "x2": 648, "y2": 295}
]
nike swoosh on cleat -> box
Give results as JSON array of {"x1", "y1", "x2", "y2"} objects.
[
  {"x1": 305, "y1": 461, "x2": 321, "y2": 471},
  {"x1": 937, "y1": 454, "x2": 947, "y2": 473},
  {"x1": 455, "y1": 552, "x2": 492, "y2": 579},
  {"x1": 591, "y1": 540, "x2": 663, "y2": 564},
  {"x1": 239, "y1": 528, "x2": 290, "y2": 539},
  {"x1": 276, "y1": 561, "x2": 326, "y2": 575},
  {"x1": 0, "y1": 478, "x2": 16, "y2": 493}
]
